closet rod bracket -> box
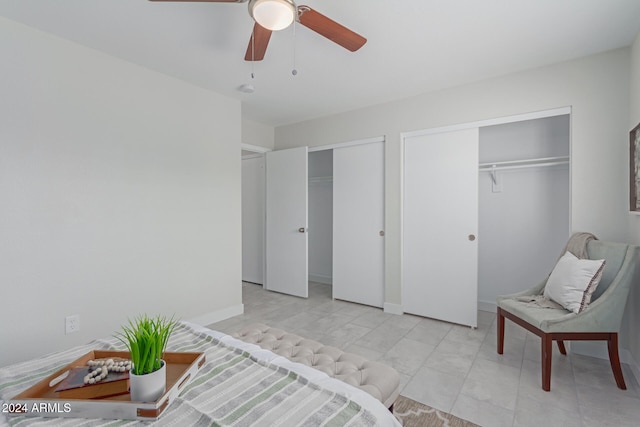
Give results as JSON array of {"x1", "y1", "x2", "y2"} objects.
[{"x1": 490, "y1": 165, "x2": 503, "y2": 193}]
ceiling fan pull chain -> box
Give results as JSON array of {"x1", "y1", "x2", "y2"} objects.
[
  {"x1": 251, "y1": 25, "x2": 256, "y2": 79},
  {"x1": 291, "y1": 18, "x2": 298, "y2": 76}
]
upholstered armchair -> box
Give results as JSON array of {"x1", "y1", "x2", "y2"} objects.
[{"x1": 496, "y1": 239, "x2": 639, "y2": 391}]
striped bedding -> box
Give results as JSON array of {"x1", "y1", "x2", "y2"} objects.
[{"x1": 0, "y1": 322, "x2": 400, "y2": 426}]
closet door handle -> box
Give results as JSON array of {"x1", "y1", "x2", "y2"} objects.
[
  {"x1": 379, "y1": 231, "x2": 385, "y2": 237},
  {"x1": 298, "y1": 227, "x2": 306, "y2": 233},
  {"x1": 468, "y1": 234, "x2": 476, "y2": 241}
]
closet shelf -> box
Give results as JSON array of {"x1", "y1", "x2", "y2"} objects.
[{"x1": 479, "y1": 156, "x2": 569, "y2": 172}]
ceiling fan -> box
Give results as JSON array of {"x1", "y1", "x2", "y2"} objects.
[{"x1": 149, "y1": 0, "x2": 367, "y2": 61}]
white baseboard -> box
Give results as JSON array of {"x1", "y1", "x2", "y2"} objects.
[
  {"x1": 570, "y1": 342, "x2": 609, "y2": 359},
  {"x1": 309, "y1": 274, "x2": 332, "y2": 285},
  {"x1": 571, "y1": 343, "x2": 640, "y2": 386},
  {"x1": 383, "y1": 302, "x2": 404, "y2": 315},
  {"x1": 478, "y1": 300, "x2": 497, "y2": 313},
  {"x1": 623, "y1": 350, "x2": 640, "y2": 387},
  {"x1": 188, "y1": 304, "x2": 244, "y2": 327}
]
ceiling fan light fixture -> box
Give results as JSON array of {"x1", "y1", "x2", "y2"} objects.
[{"x1": 249, "y1": 0, "x2": 296, "y2": 31}]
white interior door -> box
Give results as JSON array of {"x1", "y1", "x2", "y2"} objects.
[
  {"x1": 333, "y1": 141, "x2": 385, "y2": 307},
  {"x1": 265, "y1": 147, "x2": 308, "y2": 298},
  {"x1": 241, "y1": 155, "x2": 265, "y2": 284},
  {"x1": 403, "y1": 129, "x2": 478, "y2": 327}
]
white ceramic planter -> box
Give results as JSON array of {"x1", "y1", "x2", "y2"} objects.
[{"x1": 129, "y1": 360, "x2": 166, "y2": 402}]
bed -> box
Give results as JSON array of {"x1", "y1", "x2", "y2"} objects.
[{"x1": 0, "y1": 321, "x2": 401, "y2": 426}]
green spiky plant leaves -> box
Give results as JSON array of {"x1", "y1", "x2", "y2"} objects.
[{"x1": 116, "y1": 314, "x2": 178, "y2": 376}]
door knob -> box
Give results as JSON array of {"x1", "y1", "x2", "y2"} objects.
[
  {"x1": 379, "y1": 230, "x2": 385, "y2": 236},
  {"x1": 468, "y1": 234, "x2": 476, "y2": 241},
  {"x1": 298, "y1": 227, "x2": 306, "y2": 233}
]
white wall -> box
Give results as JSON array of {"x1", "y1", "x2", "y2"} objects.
[
  {"x1": 242, "y1": 118, "x2": 275, "y2": 150},
  {"x1": 276, "y1": 48, "x2": 631, "y2": 311},
  {"x1": 627, "y1": 31, "x2": 640, "y2": 377},
  {"x1": 630, "y1": 33, "x2": 640, "y2": 131},
  {"x1": 308, "y1": 150, "x2": 333, "y2": 284},
  {"x1": 0, "y1": 17, "x2": 242, "y2": 367}
]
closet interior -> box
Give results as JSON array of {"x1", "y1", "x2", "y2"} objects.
[
  {"x1": 403, "y1": 112, "x2": 571, "y2": 327},
  {"x1": 241, "y1": 151, "x2": 265, "y2": 285},
  {"x1": 308, "y1": 150, "x2": 334, "y2": 287},
  {"x1": 478, "y1": 114, "x2": 570, "y2": 310}
]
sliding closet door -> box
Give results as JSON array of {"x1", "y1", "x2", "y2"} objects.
[
  {"x1": 333, "y1": 141, "x2": 385, "y2": 307},
  {"x1": 403, "y1": 129, "x2": 478, "y2": 327},
  {"x1": 265, "y1": 147, "x2": 308, "y2": 298}
]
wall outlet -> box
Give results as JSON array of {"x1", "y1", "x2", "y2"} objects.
[{"x1": 65, "y1": 314, "x2": 80, "y2": 334}]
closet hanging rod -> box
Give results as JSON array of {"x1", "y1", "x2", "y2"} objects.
[
  {"x1": 479, "y1": 155, "x2": 569, "y2": 168},
  {"x1": 308, "y1": 175, "x2": 333, "y2": 183},
  {"x1": 479, "y1": 160, "x2": 569, "y2": 172}
]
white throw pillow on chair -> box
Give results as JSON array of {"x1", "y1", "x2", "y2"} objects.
[{"x1": 543, "y1": 251, "x2": 605, "y2": 314}]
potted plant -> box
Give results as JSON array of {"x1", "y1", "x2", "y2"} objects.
[{"x1": 116, "y1": 314, "x2": 178, "y2": 402}]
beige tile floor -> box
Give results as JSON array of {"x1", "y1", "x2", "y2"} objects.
[{"x1": 208, "y1": 282, "x2": 640, "y2": 427}]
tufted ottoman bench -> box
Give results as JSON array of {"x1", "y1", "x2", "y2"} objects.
[{"x1": 231, "y1": 323, "x2": 401, "y2": 409}]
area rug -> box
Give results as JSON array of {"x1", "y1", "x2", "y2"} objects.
[{"x1": 393, "y1": 395, "x2": 479, "y2": 427}]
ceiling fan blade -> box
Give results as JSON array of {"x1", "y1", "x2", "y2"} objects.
[
  {"x1": 244, "y1": 23, "x2": 272, "y2": 61},
  {"x1": 297, "y1": 6, "x2": 366, "y2": 52}
]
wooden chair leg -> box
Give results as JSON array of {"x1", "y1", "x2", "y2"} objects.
[
  {"x1": 541, "y1": 333, "x2": 552, "y2": 391},
  {"x1": 497, "y1": 308, "x2": 505, "y2": 354},
  {"x1": 557, "y1": 340, "x2": 567, "y2": 355},
  {"x1": 607, "y1": 333, "x2": 627, "y2": 390},
  {"x1": 496, "y1": 307, "x2": 504, "y2": 354}
]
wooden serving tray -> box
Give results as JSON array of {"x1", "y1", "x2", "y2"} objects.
[{"x1": 8, "y1": 350, "x2": 206, "y2": 420}]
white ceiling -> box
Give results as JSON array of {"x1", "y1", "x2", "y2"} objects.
[{"x1": 1, "y1": 0, "x2": 639, "y2": 126}]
